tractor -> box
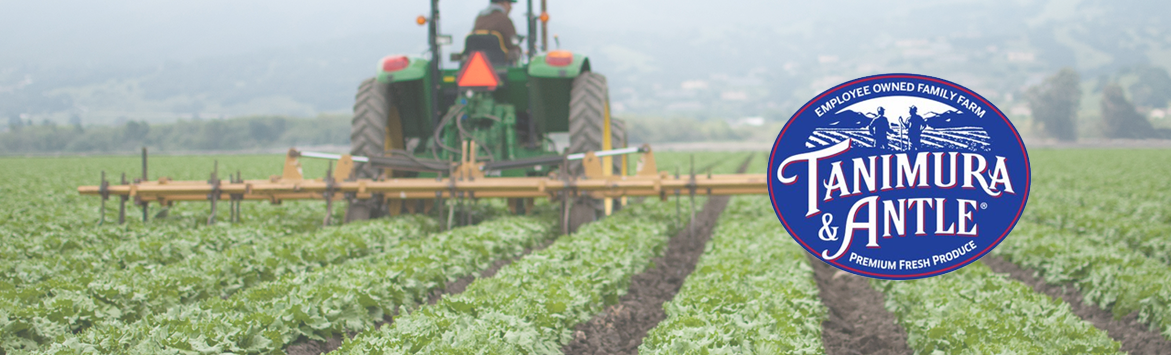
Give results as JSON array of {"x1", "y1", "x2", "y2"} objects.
[
  {"x1": 345, "y1": 0, "x2": 625, "y2": 230},
  {"x1": 75, "y1": 2, "x2": 769, "y2": 232}
]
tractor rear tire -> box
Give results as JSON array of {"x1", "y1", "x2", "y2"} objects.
[
  {"x1": 610, "y1": 117, "x2": 627, "y2": 175},
  {"x1": 568, "y1": 72, "x2": 621, "y2": 175},
  {"x1": 346, "y1": 78, "x2": 391, "y2": 223},
  {"x1": 567, "y1": 72, "x2": 626, "y2": 218},
  {"x1": 351, "y1": 77, "x2": 390, "y2": 179},
  {"x1": 568, "y1": 72, "x2": 626, "y2": 176},
  {"x1": 612, "y1": 118, "x2": 627, "y2": 153}
]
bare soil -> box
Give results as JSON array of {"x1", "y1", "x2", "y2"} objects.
[
  {"x1": 561, "y1": 156, "x2": 751, "y2": 355},
  {"x1": 809, "y1": 254, "x2": 913, "y2": 355},
  {"x1": 982, "y1": 255, "x2": 1171, "y2": 355}
]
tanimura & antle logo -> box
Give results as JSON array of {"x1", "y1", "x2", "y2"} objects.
[{"x1": 768, "y1": 73, "x2": 1031, "y2": 280}]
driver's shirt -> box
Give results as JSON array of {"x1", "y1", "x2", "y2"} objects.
[{"x1": 473, "y1": 4, "x2": 521, "y2": 58}]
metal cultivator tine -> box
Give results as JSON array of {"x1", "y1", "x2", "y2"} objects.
[
  {"x1": 237, "y1": 171, "x2": 243, "y2": 223},
  {"x1": 207, "y1": 161, "x2": 219, "y2": 225},
  {"x1": 689, "y1": 154, "x2": 696, "y2": 234},
  {"x1": 230, "y1": 170, "x2": 242, "y2": 223},
  {"x1": 435, "y1": 174, "x2": 444, "y2": 231},
  {"x1": 447, "y1": 169, "x2": 458, "y2": 231},
  {"x1": 119, "y1": 172, "x2": 128, "y2": 224},
  {"x1": 99, "y1": 171, "x2": 108, "y2": 225},
  {"x1": 560, "y1": 153, "x2": 570, "y2": 236},
  {"x1": 674, "y1": 166, "x2": 681, "y2": 231},
  {"x1": 323, "y1": 161, "x2": 335, "y2": 227},
  {"x1": 141, "y1": 147, "x2": 149, "y2": 223}
]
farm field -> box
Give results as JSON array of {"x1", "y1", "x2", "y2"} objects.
[
  {"x1": 1, "y1": 149, "x2": 1170, "y2": 354},
  {"x1": 639, "y1": 196, "x2": 826, "y2": 354}
]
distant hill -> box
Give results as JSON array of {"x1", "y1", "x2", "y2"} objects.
[{"x1": 2, "y1": 0, "x2": 1171, "y2": 128}]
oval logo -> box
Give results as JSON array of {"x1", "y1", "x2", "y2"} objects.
[{"x1": 768, "y1": 74, "x2": 1031, "y2": 280}]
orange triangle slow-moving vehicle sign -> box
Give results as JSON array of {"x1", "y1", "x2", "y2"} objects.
[{"x1": 457, "y1": 51, "x2": 500, "y2": 90}]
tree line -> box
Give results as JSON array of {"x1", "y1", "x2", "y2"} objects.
[
  {"x1": 1, "y1": 115, "x2": 350, "y2": 155},
  {"x1": 1026, "y1": 65, "x2": 1171, "y2": 141}
]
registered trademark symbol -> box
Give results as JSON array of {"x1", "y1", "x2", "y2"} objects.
[{"x1": 980, "y1": 202, "x2": 988, "y2": 209}]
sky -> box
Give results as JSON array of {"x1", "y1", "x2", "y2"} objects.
[
  {"x1": 3, "y1": 0, "x2": 1169, "y2": 123},
  {"x1": 0, "y1": 0, "x2": 955, "y2": 68}
]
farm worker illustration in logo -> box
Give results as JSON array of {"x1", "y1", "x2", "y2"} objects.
[
  {"x1": 902, "y1": 105, "x2": 927, "y2": 150},
  {"x1": 869, "y1": 107, "x2": 891, "y2": 150}
]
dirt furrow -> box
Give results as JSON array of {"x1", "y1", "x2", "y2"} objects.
[
  {"x1": 561, "y1": 155, "x2": 751, "y2": 355},
  {"x1": 982, "y1": 255, "x2": 1171, "y2": 355},
  {"x1": 810, "y1": 254, "x2": 912, "y2": 355}
]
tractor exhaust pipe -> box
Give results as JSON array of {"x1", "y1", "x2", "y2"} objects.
[
  {"x1": 427, "y1": 0, "x2": 442, "y2": 127},
  {"x1": 526, "y1": 0, "x2": 536, "y2": 59},
  {"x1": 540, "y1": 0, "x2": 547, "y2": 52}
]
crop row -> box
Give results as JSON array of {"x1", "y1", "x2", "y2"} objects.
[
  {"x1": 1023, "y1": 150, "x2": 1171, "y2": 263},
  {"x1": 40, "y1": 215, "x2": 556, "y2": 355},
  {"x1": 993, "y1": 222, "x2": 1171, "y2": 341},
  {"x1": 1025, "y1": 187, "x2": 1171, "y2": 264},
  {"x1": 0, "y1": 155, "x2": 333, "y2": 248},
  {"x1": 336, "y1": 199, "x2": 686, "y2": 354},
  {"x1": 0, "y1": 207, "x2": 325, "y2": 288},
  {"x1": 1, "y1": 158, "x2": 335, "y2": 287},
  {"x1": 872, "y1": 261, "x2": 1120, "y2": 354},
  {"x1": 1, "y1": 215, "x2": 437, "y2": 353},
  {"x1": 640, "y1": 196, "x2": 826, "y2": 354},
  {"x1": 1026, "y1": 197, "x2": 1171, "y2": 265}
]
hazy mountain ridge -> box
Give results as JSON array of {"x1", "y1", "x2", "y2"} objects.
[{"x1": 2, "y1": 0, "x2": 1169, "y2": 127}]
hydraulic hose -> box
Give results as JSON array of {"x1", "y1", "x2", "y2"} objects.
[
  {"x1": 456, "y1": 112, "x2": 496, "y2": 162},
  {"x1": 432, "y1": 104, "x2": 466, "y2": 160},
  {"x1": 383, "y1": 148, "x2": 443, "y2": 170}
]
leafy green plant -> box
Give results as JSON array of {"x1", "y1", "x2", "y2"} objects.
[
  {"x1": 872, "y1": 261, "x2": 1121, "y2": 354},
  {"x1": 994, "y1": 222, "x2": 1171, "y2": 341},
  {"x1": 0, "y1": 155, "x2": 338, "y2": 288},
  {"x1": 639, "y1": 196, "x2": 826, "y2": 354},
  {"x1": 39, "y1": 215, "x2": 555, "y2": 354},
  {"x1": 1, "y1": 218, "x2": 314, "y2": 287},
  {"x1": 335, "y1": 200, "x2": 686, "y2": 354},
  {"x1": 994, "y1": 149, "x2": 1171, "y2": 341},
  {"x1": 1, "y1": 215, "x2": 439, "y2": 353},
  {"x1": 1022, "y1": 150, "x2": 1171, "y2": 264},
  {"x1": 0, "y1": 155, "x2": 337, "y2": 243}
]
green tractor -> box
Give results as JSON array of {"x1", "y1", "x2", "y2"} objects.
[{"x1": 344, "y1": 0, "x2": 626, "y2": 230}]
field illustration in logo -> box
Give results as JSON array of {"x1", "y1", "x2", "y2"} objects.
[{"x1": 768, "y1": 74, "x2": 1031, "y2": 280}]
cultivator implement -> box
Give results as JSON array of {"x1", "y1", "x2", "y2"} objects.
[{"x1": 78, "y1": 144, "x2": 766, "y2": 232}]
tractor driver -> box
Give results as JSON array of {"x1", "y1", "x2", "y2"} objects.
[{"x1": 474, "y1": 0, "x2": 522, "y2": 62}]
